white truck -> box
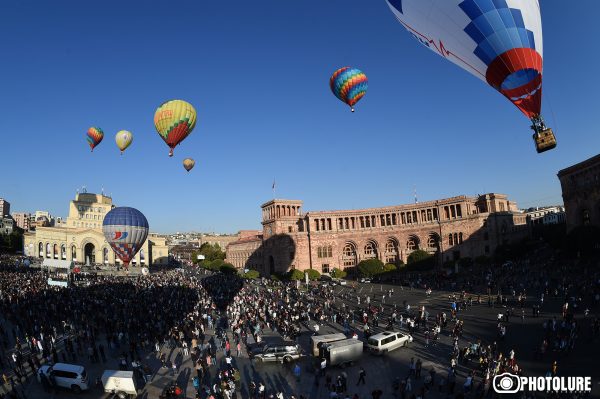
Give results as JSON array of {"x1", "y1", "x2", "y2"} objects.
[{"x1": 101, "y1": 370, "x2": 140, "y2": 399}]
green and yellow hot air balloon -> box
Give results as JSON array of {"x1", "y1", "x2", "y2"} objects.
[
  {"x1": 115, "y1": 130, "x2": 133, "y2": 155},
  {"x1": 154, "y1": 100, "x2": 197, "y2": 157}
]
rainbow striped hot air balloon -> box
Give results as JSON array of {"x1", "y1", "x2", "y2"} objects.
[
  {"x1": 86, "y1": 127, "x2": 104, "y2": 152},
  {"x1": 330, "y1": 67, "x2": 368, "y2": 112},
  {"x1": 154, "y1": 100, "x2": 197, "y2": 157}
]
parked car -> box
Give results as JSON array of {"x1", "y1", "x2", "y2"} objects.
[
  {"x1": 332, "y1": 278, "x2": 347, "y2": 286},
  {"x1": 37, "y1": 363, "x2": 89, "y2": 393},
  {"x1": 359, "y1": 277, "x2": 372, "y2": 283},
  {"x1": 366, "y1": 331, "x2": 412, "y2": 354},
  {"x1": 249, "y1": 342, "x2": 303, "y2": 363}
]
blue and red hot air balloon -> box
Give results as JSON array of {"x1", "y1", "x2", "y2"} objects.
[
  {"x1": 102, "y1": 207, "x2": 149, "y2": 269},
  {"x1": 385, "y1": 0, "x2": 556, "y2": 152},
  {"x1": 330, "y1": 67, "x2": 369, "y2": 112}
]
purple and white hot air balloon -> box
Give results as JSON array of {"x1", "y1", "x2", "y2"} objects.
[{"x1": 102, "y1": 207, "x2": 149, "y2": 269}]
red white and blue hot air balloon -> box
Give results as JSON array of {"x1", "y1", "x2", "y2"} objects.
[
  {"x1": 102, "y1": 207, "x2": 149, "y2": 268},
  {"x1": 385, "y1": 0, "x2": 556, "y2": 152}
]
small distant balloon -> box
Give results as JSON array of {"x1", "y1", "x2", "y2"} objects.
[
  {"x1": 86, "y1": 127, "x2": 104, "y2": 152},
  {"x1": 329, "y1": 67, "x2": 368, "y2": 112},
  {"x1": 183, "y1": 158, "x2": 195, "y2": 172},
  {"x1": 154, "y1": 100, "x2": 197, "y2": 157},
  {"x1": 115, "y1": 130, "x2": 133, "y2": 155}
]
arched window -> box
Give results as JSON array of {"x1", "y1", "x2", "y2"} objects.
[
  {"x1": 61, "y1": 244, "x2": 66, "y2": 260},
  {"x1": 453, "y1": 233, "x2": 459, "y2": 245},
  {"x1": 384, "y1": 239, "x2": 399, "y2": 264},
  {"x1": 427, "y1": 234, "x2": 439, "y2": 250},
  {"x1": 71, "y1": 245, "x2": 77, "y2": 261},
  {"x1": 448, "y1": 234, "x2": 453, "y2": 246},
  {"x1": 342, "y1": 243, "x2": 357, "y2": 267},
  {"x1": 46, "y1": 243, "x2": 51, "y2": 258},
  {"x1": 406, "y1": 236, "x2": 419, "y2": 251},
  {"x1": 53, "y1": 244, "x2": 58, "y2": 259},
  {"x1": 103, "y1": 248, "x2": 109, "y2": 264},
  {"x1": 140, "y1": 249, "x2": 145, "y2": 264},
  {"x1": 459, "y1": 232, "x2": 464, "y2": 243},
  {"x1": 364, "y1": 241, "x2": 378, "y2": 260},
  {"x1": 38, "y1": 242, "x2": 44, "y2": 258}
]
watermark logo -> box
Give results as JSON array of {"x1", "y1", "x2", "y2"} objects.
[{"x1": 493, "y1": 373, "x2": 592, "y2": 394}]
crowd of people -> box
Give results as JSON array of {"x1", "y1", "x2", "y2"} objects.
[{"x1": 0, "y1": 247, "x2": 597, "y2": 399}]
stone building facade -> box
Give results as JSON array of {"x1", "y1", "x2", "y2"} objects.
[
  {"x1": 557, "y1": 153, "x2": 600, "y2": 232},
  {"x1": 226, "y1": 193, "x2": 529, "y2": 276},
  {"x1": 23, "y1": 193, "x2": 169, "y2": 267}
]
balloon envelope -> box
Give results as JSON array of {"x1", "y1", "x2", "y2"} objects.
[
  {"x1": 86, "y1": 127, "x2": 104, "y2": 152},
  {"x1": 330, "y1": 67, "x2": 368, "y2": 112},
  {"x1": 385, "y1": 0, "x2": 544, "y2": 118},
  {"x1": 183, "y1": 158, "x2": 195, "y2": 172},
  {"x1": 102, "y1": 207, "x2": 149, "y2": 267},
  {"x1": 154, "y1": 100, "x2": 197, "y2": 157},
  {"x1": 115, "y1": 130, "x2": 133, "y2": 154}
]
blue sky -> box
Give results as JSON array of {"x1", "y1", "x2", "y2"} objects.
[{"x1": 1, "y1": 1, "x2": 598, "y2": 234}]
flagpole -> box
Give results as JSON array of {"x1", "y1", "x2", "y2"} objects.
[{"x1": 272, "y1": 178, "x2": 276, "y2": 199}]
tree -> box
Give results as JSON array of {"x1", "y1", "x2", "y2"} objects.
[
  {"x1": 220, "y1": 263, "x2": 237, "y2": 274},
  {"x1": 407, "y1": 250, "x2": 435, "y2": 271},
  {"x1": 288, "y1": 269, "x2": 304, "y2": 281},
  {"x1": 383, "y1": 263, "x2": 397, "y2": 272},
  {"x1": 306, "y1": 269, "x2": 321, "y2": 281},
  {"x1": 243, "y1": 270, "x2": 260, "y2": 279},
  {"x1": 407, "y1": 250, "x2": 431, "y2": 264},
  {"x1": 357, "y1": 259, "x2": 385, "y2": 277},
  {"x1": 199, "y1": 243, "x2": 225, "y2": 262},
  {"x1": 330, "y1": 268, "x2": 347, "y2": 278}
]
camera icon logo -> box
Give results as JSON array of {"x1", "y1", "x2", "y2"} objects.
[{"x1": 493, "y1": 372, "x2": 521, "y2": 394}]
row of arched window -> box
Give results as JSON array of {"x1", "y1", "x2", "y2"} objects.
[{"x1": 448, "y1": 233, "x2": 464, "y2": 246}]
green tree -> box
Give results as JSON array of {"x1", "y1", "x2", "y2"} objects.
[
  {"x1": 220, "y1": 263, "x2": 237, "y2": 274},
  {"x1": 407, "y1": 250, "x2": 431, "y2": 264},
  {"x1": 243, "y1": 270, "x2": 260, "y2": 279},
  {"x1": 199, "y1": 243, "x2": 226, "y2": 262},
  {"x1": 407, "y1": 250, "x2": 435, "y2": 271},
  {"x1": 288, "y1": 269, "x2": 304, "y2": 281},
  {"x1": 330, "y1": 268, "x2": 347, "y2": 278},
  {"x1": 383, "y1": 263, "x2": 397, "y2": 272},
  {"x1": 357, "y1": 259, "x2": 385, "y2": 277},
  {"x1": 306, "y1": 269, "x2": 321, "y2": 281}
]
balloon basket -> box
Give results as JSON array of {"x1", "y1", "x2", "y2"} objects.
[
  {"x1": 533, "y1": 128, "x2": 556, "y2": 153},
  {"x1": 169, "y1": 149, "x2": 174, "y2": 157},
  {"x1": 351, "y1": 107, "x2": 355, "y2": 113}
]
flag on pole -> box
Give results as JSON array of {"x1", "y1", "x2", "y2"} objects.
[{"x1": 272, "y1": 180, "x2": 275, "y2": 190}]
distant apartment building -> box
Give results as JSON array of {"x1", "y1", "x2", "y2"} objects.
[
  {"x1": 12, "y1": 212, "x2": 31, "y2": 231},
  {"x1": 0, "y1": 198, "x2": 10, "y2": 217},
  {"x1": 0, "y1": 217, "x2": 15, "y2": 235},
  {"x1": 525, "y1": 206, "x2": 566, "y2": 226}
]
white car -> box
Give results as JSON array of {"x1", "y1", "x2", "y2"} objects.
[
  {"x1": 366, "y1": 331, "x2": 413, "y2": 354},
  {"x1": 360, "y1": 277, "x2": 372, "y2": 283},
  {"x1": 331, "y1": 278, "x2": 347, "y2": 286},
  {"x1": 37, "y1": 363, "x2": 89, "y2": 393}
]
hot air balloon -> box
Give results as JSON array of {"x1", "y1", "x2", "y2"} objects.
[
  {"x1": 330, "y1": 67, "x2": 368, "y2": 112},
  {"x1": 86, "y1": 127, "x2": 104, "y2": 152},
  {"x1": 102, "y1": 207, "x2": 149, "y2": 269},
  {"x1": 385, "y1": 0, "x2": 556, "y2": 153},
  {"x1": 183, "y1": 158, "x2": 195, "y2": 172},
  {"x1": 115, "y1": 130, "x2": 133, "y2": 155},
  {"x1": 154, "y1": 100, "x2": 197, "y2": 157}
]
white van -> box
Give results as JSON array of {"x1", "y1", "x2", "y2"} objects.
[
  {"x1": 366, "y1": 331, "x2": 412, "y2": 354},
  {"x1": 38, "y1": 363, "x2": 89, "y2": 393}
]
